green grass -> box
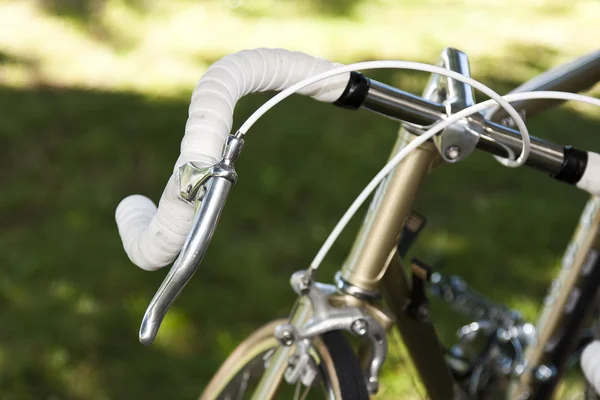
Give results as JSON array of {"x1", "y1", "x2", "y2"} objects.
[
  {"x1": 2, "y1": 72, "x2": 599, "y2": 399},
  {"x1": 1, "y1": 1, "x2": 600, "y2": 399}
]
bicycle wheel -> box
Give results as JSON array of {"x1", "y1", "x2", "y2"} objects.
[{"x1": 200, "y1": 319, "x2": 369, "y2": 400}]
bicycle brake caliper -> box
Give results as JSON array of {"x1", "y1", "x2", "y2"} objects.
[{"x1": 274, "y1": 270, "x2": 388, "y2": 394}]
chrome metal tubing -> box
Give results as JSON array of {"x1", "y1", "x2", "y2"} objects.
[
  {"x1": 430, "y1": 48, "x2": 479, "y2": 163},
  {"x1": 439, "y1": 48, "x2": 476, "y2": 107},
  {"x1": 139, "y1": 176, "x2": 232, "y2": 345},
  {"x1": 362, "y1": 80, "x2": 566, "y2": 175},
  {"x1": 362, "y1": 80, "x2": 446, "y2": 126},
  {"x1": 476, "y1": 118, "x2": 565, "y2": 173},
  {"x1": 361, "y1": 50, "x2": 600, "y2": 175}
]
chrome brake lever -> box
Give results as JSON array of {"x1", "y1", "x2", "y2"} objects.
[{"x1": 139, "y1": 134, "x2": 244, "y2": 345}]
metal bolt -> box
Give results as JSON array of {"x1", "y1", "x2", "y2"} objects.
[
  {"x1": 444, "y1": 145, "x2": 462, "y2": 160},
  {"x1": 514, "y1": 363, "x2": 525, "y2": 377},
  {"x1": 430, "y1": 272, "x2": 442, "y2": 284},
  {"x1": 534, "y1": 364, "x2": 556, "y2": 382},
  {"x1": 279, "y1": 330, "x2": 295, "y2": 346},
  {"x1": 299, "y1": 277, "x2": 312, "y2": 294},
  {"x1": 290, "y1": 271, "x2": 312, "y2": 295},
  {"x1": 351, "y1": 319, "x2": 369, "y2": 336},
  {"x1": 521, "y1": 323, "x2": 535, "y2": 338}
]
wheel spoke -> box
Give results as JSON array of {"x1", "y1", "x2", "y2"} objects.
[
  {"x1": 235, "y1": 370, "x2": 252, "y2": 400},
  {"x1": 299, "y1": 385, "x2": 311, "y2": 400},
  {"x1": 293, "y1": 381, "x2": 301, "y2": 400}
]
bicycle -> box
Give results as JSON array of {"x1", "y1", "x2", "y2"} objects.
[{"x1": 115, "y1": 47, "x2": 600, "y2": 399}]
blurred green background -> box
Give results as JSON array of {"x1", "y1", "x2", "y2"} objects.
[{"x1": 1, "y1": 0, "x2": 599, "y2": 398}]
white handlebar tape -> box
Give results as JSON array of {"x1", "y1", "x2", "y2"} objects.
[
  {"x1": 115, "y1": 48, "x2": 350, "y2": 270},
  {"x1": 582, "y1": 340, "x2": 600, "y2": 395},
  {"x1": 577, "y1": 152, "x2": 600, "y2": 196}
]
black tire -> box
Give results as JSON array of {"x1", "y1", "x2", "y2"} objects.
[{"x1": 321, "y1": 331, "x2": 370, "y2": 400}]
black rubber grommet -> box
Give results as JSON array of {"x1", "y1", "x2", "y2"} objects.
[
  {"x1": 334, "y1": 71, "x2": 370, "y2": 110},
  {"x1": 552, "y1": 146, "x2": 588, "y2": 184}
]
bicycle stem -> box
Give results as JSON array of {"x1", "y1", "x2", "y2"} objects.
[{"x1": 361, "y1": 79, "x2": 566, "y2": 174}]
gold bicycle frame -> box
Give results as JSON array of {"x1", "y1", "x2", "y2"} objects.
[
  {"x1": 254, "y1": 130, "x2": 600, "y2": 400},
  {"x1": 253, "y1": 126, "x2": 457, "y2": 399}
]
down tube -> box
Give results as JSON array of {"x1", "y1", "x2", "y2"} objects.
[{"x1": 512, "y1": 196, "x2": 600, "y2": 399}]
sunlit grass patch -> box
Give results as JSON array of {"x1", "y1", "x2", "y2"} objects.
[{"x1": 1, "y1": 0, "x2": 598, "y2": 95}]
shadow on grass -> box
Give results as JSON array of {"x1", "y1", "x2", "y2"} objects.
[{"x1": 1, "y1": 64, "x2": 599, "y2": 398}]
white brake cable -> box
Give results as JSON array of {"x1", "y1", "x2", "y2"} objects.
[
  {"x1": 309, "y1": 90, "x2": 600, "y2": 270},
  {"x1": 238, "y1": 61, "x2": 531, "y2": 168}
]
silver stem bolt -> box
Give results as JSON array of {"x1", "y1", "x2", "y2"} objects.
[
  {"x1": 351, "y1": 319, "x2": 369, "y2": 336},
  {"x1": 444, "y1": 145, "x2": 462, "y2": 160}
]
